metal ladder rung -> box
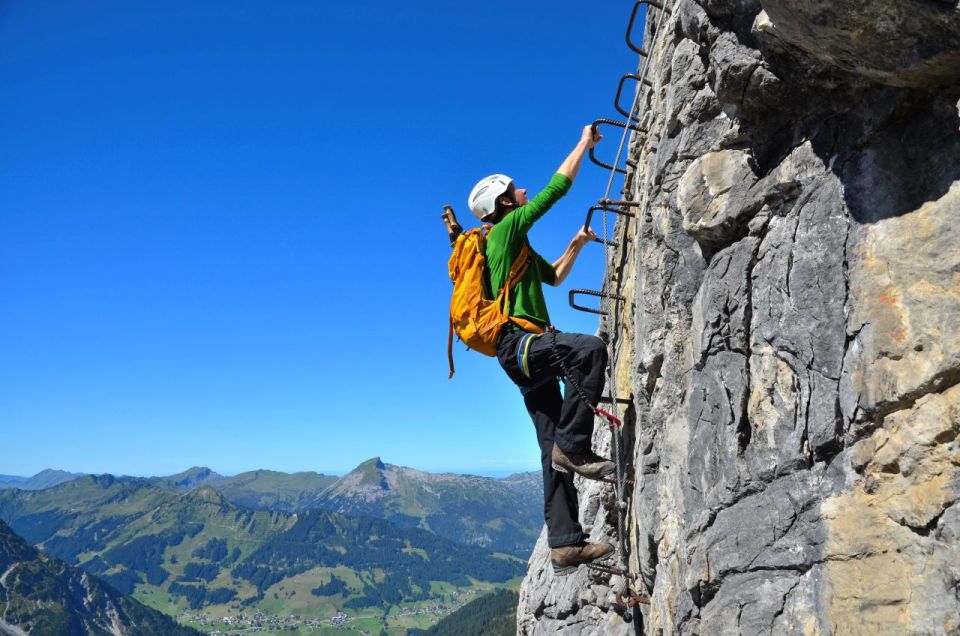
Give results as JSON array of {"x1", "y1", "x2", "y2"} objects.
[
  {"x1": 589, "y1": 119, "x2": 645, "y2": 175},
  {"x1": 627, "y1": 0, "x2": 671, "y2": 57},
  {"x1": 569, "y1": 289, "x2": 626, "y2": 316},
  {"x1": 583, "y1": 204, "x2": 637, "y2": 249},
  {"x1": 615, "y1": 73, "x2": 653, "y2": 123},
  {"x1": 586, "y1": 562, "x2": 638, "y2": 580},
  {"x1": 599, "y1": 198, "x2": 643, "y2": 208}
]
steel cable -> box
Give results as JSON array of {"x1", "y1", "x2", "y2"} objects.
[{"x1": 593, "y1": 0, "x2": 678, "y2": 625}]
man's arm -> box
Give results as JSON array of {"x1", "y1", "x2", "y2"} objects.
[
  {"x1": 551, "y1": 227, "x2": 597, "y2": 286},
  {"x1": 556, "y1": 125, "x2": 602, "y2": 183},
  {"x1": 497, "y1": 126, "x2": 604, "y2": 239}
]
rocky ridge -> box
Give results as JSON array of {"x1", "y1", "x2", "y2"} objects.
[
  {"x1": 518, "y1": 1, "x2": 960, "y2": 634},
  {"x1": 0, "y1": 520, "x2": 198, "y2": 636}
]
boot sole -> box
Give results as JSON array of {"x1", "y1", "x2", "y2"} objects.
[
  {"x1": 551, "y1": 462, "x2": 616, "y2": 480},
  {"x1": 551, "y1": 562, "x2": 577, "y2": 576},
  {"x1": 551, "y1": 550, "x2": 616, "y2": 576}
]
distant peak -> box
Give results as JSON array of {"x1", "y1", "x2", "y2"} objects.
[
  {"x1": 173, "y1": 466, "x2": 214, "y2": 477},
  {"x1": 90, "y1": 474, "x2": 118, "y2": 488},
  {"x1": 357, "y1": 457, "x2": 385, "y2": 470},
  {"x1": 342, "y1": 457, "x2": 390, "y2": 490},
  {"x1": 184, "y1": 484, "x2": 228, "y2": 505},
  {"x1": 162, "y1": 466, "x2": 224, "y2": 488},
  {"x1": 33, "y1": 468, "x2": 76, "y2": 478}
]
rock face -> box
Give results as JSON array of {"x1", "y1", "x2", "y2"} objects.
[{"x1": 518, "y1": 1, "x2": 960, "y2": 634}]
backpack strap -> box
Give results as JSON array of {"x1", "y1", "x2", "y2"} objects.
[
  {"x1": 498, "y1": 243, "x2": 531, "y2": 315},
  {"x1": 499, "y1": 244, "x2": 546, "y2": 335},
  {"x1": 447, "y1": 239, "x2": 543, "y2": 379},
  {"x1": 448, "y1": 316, "x2": 456, "y2": 379}
]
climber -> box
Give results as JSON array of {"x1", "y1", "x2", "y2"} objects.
[{"x1": 467, "y1": 124, "x2": 615, "y2": 575}]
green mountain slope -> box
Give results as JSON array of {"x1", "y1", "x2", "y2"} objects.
[
  {"x1": 314, "y1": 458, "x2": 543, "y2": 556},
  {"x1": 411, "y1": 589, "x2": 518, "y2": 636},
  {"x1": 233, "y1": 508, "x2": 521, "y2": 608},
  {"x1": 0, "y1": 520, "x2": 199, "y2": 635},
  {"x1": 0, "y1": 475, "x2": 524, "y2": 630},
  {"x1": 212, "y1": 468, "x2": 338, "y2": 511}
]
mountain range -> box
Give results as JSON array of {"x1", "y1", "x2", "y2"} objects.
[
  {"x1": 0, "y1": 470, "x2": 83, "y2": 492},
  {"x1": 0, "y1": 459, "x2": 543, "y2": 557},
  {"x1": 0, "y1": 459, "x2": 543, "y2": 632},
  {"x1": 317, "y1": 458, "x2": 542, "y2": 556}
]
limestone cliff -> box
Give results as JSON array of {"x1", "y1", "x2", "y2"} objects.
[{"x1": 518, "y1": 1, "x2": 960, "y2": 634}]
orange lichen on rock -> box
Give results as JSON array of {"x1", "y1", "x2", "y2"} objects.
[{"x1": 823, "y1": 385, "x2": 960, "y2": 634}]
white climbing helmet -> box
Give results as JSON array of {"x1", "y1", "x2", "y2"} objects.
[{"x1": 468, "y1": 174, "x2": 514, "y2": 221}]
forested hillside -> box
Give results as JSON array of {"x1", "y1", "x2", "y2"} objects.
[
  {"x1": 0, "y1": 474, "x2": 524, "y2": 632},
  {"x1": 0, "y1": 520, "x2": 199, "y2": 636}
]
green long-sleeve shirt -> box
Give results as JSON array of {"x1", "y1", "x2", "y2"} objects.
[{"x1": 486, "y1": 173, "x2": 573, "y2": 328}]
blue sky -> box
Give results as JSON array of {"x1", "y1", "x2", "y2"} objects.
[{"x1": 1, "y1": 1, "x2": 643, "y2": 478}]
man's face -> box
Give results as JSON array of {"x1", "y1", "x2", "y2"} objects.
[{"x1": 511, "y1": 185, "x2": 529, "y2": 206}]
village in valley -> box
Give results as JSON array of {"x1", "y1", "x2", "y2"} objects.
[{"x1": 181, "y1": 589, "x2": 480, "y2": 634}]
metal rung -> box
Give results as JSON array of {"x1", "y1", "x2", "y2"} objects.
[
  {"x1": 589, "y1": 119, "x2": 644, "y2": 175},
  {"x1": 599, "y1": 198, "x2": 642, "y2": 208},
  {"x1": 586, "y1": 562, "x2": 638, "y2": 580},
  {"x1": 627, "y1": 0, "x2": 671, "y2": 57},
  {"x1": 615, "y1": 73, "x2": 653, "y2": 123},
  {"x1": 598, "y1": 396, "x2": 633, "y2": 406},
  {"x1": 599, "y1": 476, "x2": 636, "y2": 486},
  {"x1": 583, "y1": 205, "x2": 637, "y2": 249},
  {"x1": 569, "y1": 289, "x2": 626, "y2": 315}
]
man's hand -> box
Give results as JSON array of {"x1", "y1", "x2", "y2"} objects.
[
  {"x1": 581, "y1": 125, "x2": 602, "y2": 149},
  {"x1": 558, "y1": 125, "x2": 603, "y2": 181},
  {"x1": 573, "y1": 226, "x2": 597, "y2": 247},
  {"x1": 553, "y1": 226, "x2": 598, "y2": 286}
]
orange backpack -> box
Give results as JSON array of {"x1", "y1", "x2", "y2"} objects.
[{"x1": 447, "y1": 226, "x2": 544, "y2": 378}]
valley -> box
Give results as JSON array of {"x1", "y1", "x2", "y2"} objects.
[{"x1": 0, "y1": 460, "x2": 542, "y2": 634}]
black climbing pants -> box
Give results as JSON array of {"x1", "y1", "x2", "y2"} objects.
[{"x1": 496, "y1": 327, "x2": 608, "y2": 548}]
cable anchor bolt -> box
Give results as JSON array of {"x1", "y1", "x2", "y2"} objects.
[{"x1": 616, "y1": 589, "x2": 651, "y2": 608}]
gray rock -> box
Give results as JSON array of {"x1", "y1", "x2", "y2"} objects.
[
  {"x1": 758, "y1": 0, "x2": 960, "y2": 87},
  {"x1": 518, "y1": 0, "x2": 960, "y2": 633},
  {"x1": 677, "y1": 149, "x2": 760, "y2": 245},
  {"x1": 710, "y1": 31, "x2": 763, "y2": 111},
  {"x1": 691, "y1": 237, "x2": 758, "y2": 364}
]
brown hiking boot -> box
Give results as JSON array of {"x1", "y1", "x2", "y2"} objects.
[
  {"x1": 550, "y1": 542, "x2": 614, "y2": 575},
  {"x1": 551, "y1": 444, "x2": 615, "y2": 480}
]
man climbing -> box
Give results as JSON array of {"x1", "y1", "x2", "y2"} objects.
[{"x1": 467, "y1": 125, "x2": 615, "y2": 575}]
